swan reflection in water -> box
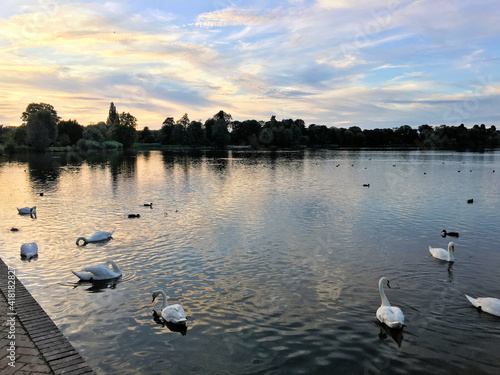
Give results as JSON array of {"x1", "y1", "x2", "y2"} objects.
[
  {"x1": 447, "y1": 262, "x2": 454, "y2": 282},
  {"x1": 73, "y1": 278, "x2": 121, "y2": 293},
  {"x1": 152, "y1": 310, "x2": 188, "y2": 336},
  {"x1": 377, "y1": 321, "x2": 404, "y2": 347}
]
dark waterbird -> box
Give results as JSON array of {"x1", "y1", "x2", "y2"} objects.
[
  {"x1": 363, "y1": 184, "x2": 370, "y2": 187},
  {"x1": 442, "y1": 230, "x2": 459, "y2": 237},
  {"x1": 467, "y1": 199, "x2": 474, "y2": 204},
  {"x1": 144, "y1": 202, "x2": 153, "y2": 208},
  {"x1": 10, "y1": 227, "x2": 19, "y2": 232},
  {"x1": 128, "y1": 214, "x2": 140, "y2": 218}
]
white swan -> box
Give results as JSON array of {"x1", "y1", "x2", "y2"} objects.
[
  {"x1": 76, "y1": 230, "x2": 114, "y2": 246},
  {"x1": 152, "y1": 290, "x2": 187, "y2": 324},
  {"x1": 465, "y1": 295, "x2": 500, "y2": 317},
  {"x1": 72, "y1": 260, "x2": 122, "y2": 281},
  {"x1": 429, "y1": 241, "x2": 455, "y2": 262},
  {"x1": 20, "y1": 242, "x2": 38, "y2": 260},
  {"x1": 17, "y1": 206, "x2": 36, "y2": 215},
  {"x1": 376, "y1": 277, "x2": 405, "y2": 329}
]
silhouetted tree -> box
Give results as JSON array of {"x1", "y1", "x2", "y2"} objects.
[
  {"x1": 160, "y1": 117, "x2": 175, "y2": 144},
  {"x1": 22, "y1": 103, "x2": 60, "y2": 125},
  {"x1": 110, "y1": 112, "x2": 137, "y2": 149},
  {"x1": 27, "y1": 110, "x2": 58, "y2": 151},
  {"x1": 187, "y1": 121, "x2": 205, "y2": 146},
  {"x1": 58, "y1": 119, "x2": 83, "y2": 145},
  {"x1": 204, "y1": 118, "x2": 215, "y2": 143},
  {"x1": 106, "y1": 102, "x2": 119, "y2": 127},
  {"x1": 212, "y1": 120, "x2": 230, "y2": 148},
  {"x1": 259, "y1": 127, "x2": 273, "y2": 146},
  {"x1": 177, "y1": 113, "x2": 190, "y2": 128}
]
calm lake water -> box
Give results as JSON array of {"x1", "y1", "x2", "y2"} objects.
[{"x1": 1, "y1": 149, "x2": 500, "y2": 375}]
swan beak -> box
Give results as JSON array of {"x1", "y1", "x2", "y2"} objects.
[
  {"x1": 387, "y1": 281, "x2": 391, "y2": 288},
  {"x1": 452, "y1": 245, "x2": 455, "y2": 252}
]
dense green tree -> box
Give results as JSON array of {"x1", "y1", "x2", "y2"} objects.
[
  {"x1": 204, "y1": 118, "x2": 215, "y2": 143},
  {"x1": 14, "y1": 125, "x2": 28, "y2": 145},
  {"x1": 106, "y1": 102, "x2": 120, "y2": 127},
  {"x1": 83, "y1": 124, "x2": 105, "y2": 143},
  {"x1": 139, "y1": 126, "x2": 157, "y2": 143},
  {"x1": 170, "y1": 124, "x2": 186, "y2": 144},
  {"x1": 0, "y1": 125, "x2": 15, "y2": 144},
  {"x1": 213, "y1": 110, "x2": 232, "y2": 124},
  {"x1": 259, "y1": 127, "x2": 273, "y2": 146},
  {"x1": 27, "y1": 109, "x2": 58, "y2": 151},
  {"x1": 109, "y1": 112, "x2": 138, "y2": 149},
  {"x1": 177, "y1": 113, "x2": 190, "y2": 128},
  {"x1": 212, "y1": 120, "x2": 230, "y2": 148},
  {"x1": 394, "y1": 125, "x2": 418, "y2": 145},
  {"x1": 58, "y1": 119, "x2": 83, "y2": 145},
  {"x1": 21, "y1": 103, "x2": 60, "y2": 125},
  {"x1": 160, "y1": 117, "x2": 175, "y2": 144},
  {"x1": 231, "y1": 119, "x2": 262, "y2": 145},
  {"x1": 187, "y1": 121, "x2": 205, "y2": 146}
]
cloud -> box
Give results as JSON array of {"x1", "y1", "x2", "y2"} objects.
[
  {"x1": 0, "y1": 0, "x2": 499, "y2": 129},
  {"x1": 196, "y1": 8, "x2": 274, "y2": 28}
]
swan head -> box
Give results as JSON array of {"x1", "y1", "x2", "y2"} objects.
[
  {"x1": 152, "y1": 290, "x2": 169, "y2": 308},
  {"x1": 448, "y1": 242, "x2": 455, "y2": 252},
  {"x1": 76, "y1": 237, "x2": 87, "y2": 246},
  {"x1": 152, "y1": 291, "x2": 162, "y2": 303},
  {"x1": 379, "y1": 277, "x2": 391, "y2": 288}
]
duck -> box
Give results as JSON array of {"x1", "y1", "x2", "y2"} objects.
[
  {"x1": 429, "y1": 241, "x2": 455, "y2": 262},
  {"x1": 17, "y1": 206, "x2": 36, "y2": 215},
  {"x1": 467, "y1": 199, "x2": 474, "y2": 204},
  {"x1": 144, "y1": 203, "x2": 153, "y2": 208},
  {"x1": 376, "y1": 277, "x2": 405, "y2": 329},
  {"x1": 363, "y1": 184, "x2": 370, "y2": 187},
  {"x1": 128, "y1": 214, "x2": 140, "y2": 218},
  {"x1": 76, "y1": 230, "x2": 114, "y2": 246},
  {"x1": 441, "y1": 230, "x2": 459, "y2": 237},
  {"x1": 152, "y1": 290, "x2": 187, "y2": 324},
  {"x1": 11, "y1": 227, "x2": 19, "y2": 232},
  {"x1": 465, "y1": 295, "x2": 500, "y2": 317},
  {"x1": 20, "y1": 242, "x2": 38, "y2": 260},
  {"x1": 72, "y1": 260, "x2": 122, "y2": 281}
]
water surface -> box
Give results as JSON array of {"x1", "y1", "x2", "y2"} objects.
[{"x1": 1, "y1": 149, "x2": 499, "y2": 374}]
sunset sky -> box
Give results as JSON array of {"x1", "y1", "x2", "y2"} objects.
[{"x1": 1, "y1": 0, "x2": 499, "y2": 130}]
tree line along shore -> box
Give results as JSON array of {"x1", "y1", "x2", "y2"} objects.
[{"x1": 1, "y1": 102, "x2": 499, "y2": 154}]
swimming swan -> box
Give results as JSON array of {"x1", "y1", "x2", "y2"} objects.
[
  {"x1": 376, "y1": 277, "x2": 405, "y2": 329},
  {"x1": 152, "y1": 290, "x2": 187, "y2": 324},
  {"x1": 20, "y1": 242, "x2": 38, "y2": 260},
  {"x1": 72, "y1": 260, "x2": 122, "y2": 281},
  {"x1": 429, "y1": 242, "x2": 455, "y2": 262},
  {"x1": 76, "y1": 230, "x2": 114, "y2": 246},
  {"x1": 17, "y1": 206, "x2": 36, "y2": 215},
  {"x1": 465, "y1": 295, "x2": 500, "y2": 317}
]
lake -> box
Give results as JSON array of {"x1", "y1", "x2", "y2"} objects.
[{"x1": 1, "y1": 149, "x2": 499, "y2": 375}]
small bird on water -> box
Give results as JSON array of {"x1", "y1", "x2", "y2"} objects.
[{"x1": 442, "y1": 230, "x2": 459, "y2": 237}]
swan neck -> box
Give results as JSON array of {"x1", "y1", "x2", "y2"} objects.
[
  {"x1": 108, "y1": 261, "x2": 119, "y2": 272},
  {"x1": 159, "y1": 290, "x2": 169, "y2": 309},
  {"x1": 379, "y1": 279, "x2": 391, "y2": 307}
]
